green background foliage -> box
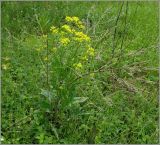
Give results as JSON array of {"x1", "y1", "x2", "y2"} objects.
[{"x1": 1, "y1": 1, "x2": 159, "y2": 144}]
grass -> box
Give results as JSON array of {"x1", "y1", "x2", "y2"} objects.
[{"x1": 1, "y1": 1, "x2": 159, "y2": 144}]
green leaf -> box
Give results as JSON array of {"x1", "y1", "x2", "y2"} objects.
[
  {"x1": 79, "y1": 124, "x2": 90, "y2": 130},
  {"x1": 73, "y1": 97, "x2": 88, "y2": 104},
  {"x1": 51, "y1": 125, "x2": 59, "y2": 140},
  {"x1": 40, "y1": 100, "x2": 50, "y2": 112},
  {"x1": 41, "y1": 89, "x2": 52, "y2": 97},
  {"x1": 40, "y1": 89, "x2": 57, "y2": 101}
]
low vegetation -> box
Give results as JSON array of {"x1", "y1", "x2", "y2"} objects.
[{"x1": 1, "y1": 1, "x2": 159, "y2": 144}]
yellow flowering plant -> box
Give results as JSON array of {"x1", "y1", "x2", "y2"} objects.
[
  {"x1": 24, "y1": 16, "x2": 96, "y2": 87},
  {"x1": 32, "y1": 16, "x2": 96, "y2": 110},
  {"x1": 45, "y1": 16, "x2": 95, "y2": 73}
]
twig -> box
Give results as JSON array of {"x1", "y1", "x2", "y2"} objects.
[
  {"x1": 111, "y1": 2, "x2": 124, "y2": 58},
  {"x1": 119, "y1": 2, "x2": 129, "y2": 59},
  {"x1": 111, "y1": 71, "x2": 139, "y2": 94},
  {"x1": 46, "y1": 36, "x2": 49, "y2": 90},
  {"x1": 69, "y1": 61, "x2": 113, "y2": 86}
]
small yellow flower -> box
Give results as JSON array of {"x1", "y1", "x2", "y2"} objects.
[
  {"x1": 87, "y1": 47, "x2": 95, "y2": 56},
  {"x1": 65, "y1": 16, "x2": 84, "y2": 29},
  {"x1": 65, "y1": 16, "x2": 79, "y2": 22},
  {"x1": 51, "y1": 47, "x2": 57, "y2": 53},
  {"x1": 76, "y1": 63, "x2": 82, "y2": 68},
  {"x1": 60, "y1": 37, "x2": 70, "y2": 46},
  {"x1": 44, "y1": 57, "x2": 48, "y2": 61},
  {"x1": 60, "y1": 31, "x2": 66, "y2": 36},
  {"x1": 72, "y1": 16, "x2": 80, "y2": 22},
  {"x1": 2, "y1": 64, "x2": 9, "y2": 70},
  {"x1": 75, "y1": 21, "x2": 85, "y2": 29},
  {"x1": 72, "y1": 29, "x2": 76, "y2": 33},
  {"x1": 61, "y1": 25, "x2": 73, "y2": 33},
  {"x1": 74, "y1": 31, "x2": 90, "y2": 42},
  {"x1": 78, "y1": 24, "x2": 85, "y2": 29},
  {"x1": 65, "y1": 16, "x2": 73, "y2": 22},
  {"x1": 42, "y1": 34, "x2": 47, "y2": 39},
  {"x1": 36, "y1": 48, "x2": 41, "y2": 52},
  {"x1": 90, "y1": 73, "x2": 95, "y2": 78},
  {"x1": 73, "y1": 37, "x2": 83, "y2": 42},
  {"x1": 50, "y1": 26, "x2": 59, "y2": 34},
  {"x1": 73, "y1": 62, "x2": 83, "y2": 70},
  {"x1": 81, "y1": 55, "x2": 88, "y2": 61},
  {"x1": 74, "y1": 31, "x2": 83, "y2": 37}
]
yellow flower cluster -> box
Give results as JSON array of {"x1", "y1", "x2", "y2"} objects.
[
  {"x1": 44, "y1": 56, "x2": 48, "y2": 61},
  {"x1": 81, "y1": 55, "x2": 88, "y2": 61},
  {"x1": 50, "y1": 26, "x2": 59, "y2": 34},
  {"x1": 74, "y1": 31, "x2": 91, "y2": 42},
  {"x1": 48, "y1": 16, "x2": 95, "y2": 72},
  {"x1": 65, "y1": 16, "x2": 85, "y2": 30},
  {"x1": 80, "y1": 46, "x2": 95, "y2": 62},
  {"x1": 2, "y1": 64, "x2": 9, "y2": 70},
  {"x1": 42, "y1": 34, "x2": 47, "y2": 39},
  {"x1": 73, "y1": 62, "x2": 83, "y2": 70},
  {"x1": 66, "y1": 16, "x2": 79, "y2": 22},
  {"x1": 61, "y1": 25, "x2": 73, "y2": 33},
  {"x1": 61, "y1": 24, "x2": 90, "y2": 42},
  {"x1": 75, "y1": 45, "x2": 95, "y2": 71},
  {"x1": 87, "y1": 46, "x2": 95, "y2": 56},
  {"x1": 73, "y1": 46, "x2": 95, "y2": 71},
  {"x1": 60, "y1": 37, "x2": 70, "y2": 46},
  {"x1": 49, "y1": 16, "x2": 90, "y2": 46}
]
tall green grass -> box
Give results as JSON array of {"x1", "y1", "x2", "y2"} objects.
[{"x1": 1, "y1": 1, "x2": 159, "y2": 144}]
